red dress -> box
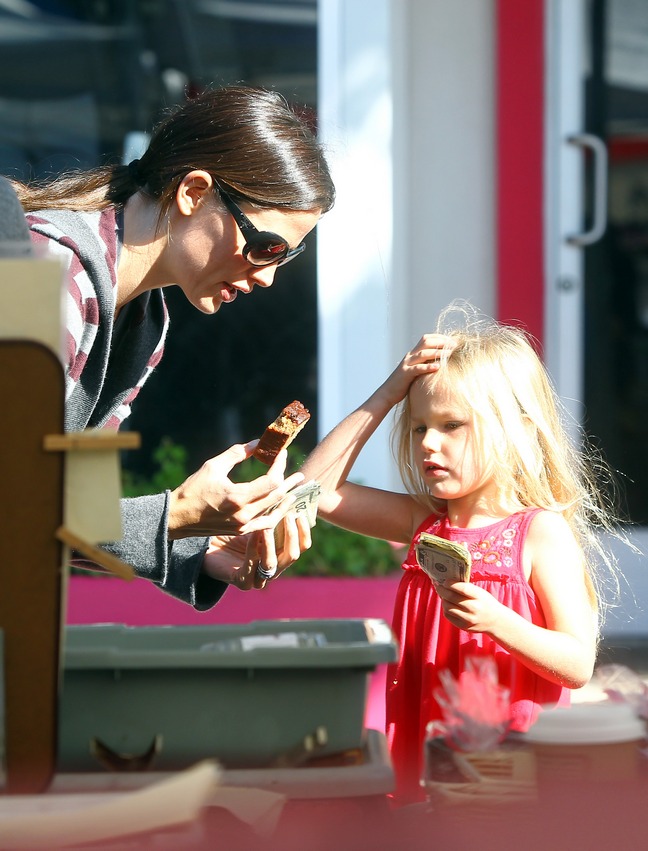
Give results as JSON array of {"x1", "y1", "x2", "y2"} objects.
[{"x1": 386, "y1": 509, "x2": 570, "y2": 803}]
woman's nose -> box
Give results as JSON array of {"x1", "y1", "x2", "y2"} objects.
[{"x1": 249, "y1": 265, "x2": 278, "y2": 288}]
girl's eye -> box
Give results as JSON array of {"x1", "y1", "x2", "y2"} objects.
[
  {"x1": 412, "y1": 425, "x2": 426, "y2": 435},
  {"x1": 446, "y1": 421, "x2": 464, "y2": 431}
]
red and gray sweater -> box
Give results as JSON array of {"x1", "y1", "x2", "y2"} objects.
[{"x1": 27, "y1": 207, "x2": 227, "y2": 609}]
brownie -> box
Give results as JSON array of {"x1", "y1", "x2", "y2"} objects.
[{"x1": 253, "y1": 400, "x2": 311, "y2": 465}]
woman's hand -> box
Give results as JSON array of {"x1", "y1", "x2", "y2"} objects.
[
  {"x1": 167, "y1": 443, "x2": 304, "y2": 539},
  {"x1": 202, "y1": 511, "x2": 313, "y2": 590},
  {"x1": 378, "y1": 334, "x2": 456, "y2": 407}
]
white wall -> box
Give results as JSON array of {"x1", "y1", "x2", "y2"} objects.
[
  {"x1": 317, "y1": 0, "x2": 496, "y2": 490},
  {"x1": 317, "y1": 0, "x2": 394, "y2": 489},
  {"x1": 397, "y1": 0, "x2": 496, "y2": 345}
]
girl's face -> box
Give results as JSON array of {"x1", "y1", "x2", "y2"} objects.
[
  {"x1": 164, "y1": 172, "x2": 321, "y2": 314},
  {"x1": 409, "y1": 379, "x2": 495, "y2": 508}
]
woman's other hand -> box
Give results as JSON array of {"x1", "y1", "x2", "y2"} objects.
[{"x1": 202, "y1": 510, "x2": 313, "y2": 589}]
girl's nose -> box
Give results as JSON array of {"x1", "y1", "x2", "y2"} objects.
[
  {"x1": 422, "y1": 429, "x2": 442, "y2": 452},
  {"x1": 249, "y1": 265, "x2": 278, "y2": 289}
]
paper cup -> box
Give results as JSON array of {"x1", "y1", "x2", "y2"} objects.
[{"x1": 523, "y1": 702, "x2": 645, "y2": 786}]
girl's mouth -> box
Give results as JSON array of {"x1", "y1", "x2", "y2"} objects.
[{"x1": 425, "y1": 463, "x2": 448, "y2": 477}]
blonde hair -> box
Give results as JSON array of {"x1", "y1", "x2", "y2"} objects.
[{"x1": 392, "y1": 302, "x2": 627, "y2": 615}]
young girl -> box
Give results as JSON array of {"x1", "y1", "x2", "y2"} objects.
[{"x1": 300, "y1": 303, "x2": 622, "y2": 804}]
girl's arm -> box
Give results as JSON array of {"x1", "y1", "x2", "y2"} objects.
[
  {"x1": 434, "y1": 511, "x2": 597, "y2": 688},
  {"x1": 300, "y1": 334, "x2": 452, "y2": 545}
]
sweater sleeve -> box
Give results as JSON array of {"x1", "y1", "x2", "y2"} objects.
[{"x1": 99, "y1": 491, "x2": 229, "y2": 610}]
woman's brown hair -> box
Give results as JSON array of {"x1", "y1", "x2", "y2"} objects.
[{"x1": 12, "y1": 86, "x2": 335, "y2": 220}]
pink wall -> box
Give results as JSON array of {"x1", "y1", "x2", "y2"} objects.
[
  {"x1": 66, "y1": 575, "x2": 400, "y2": 626},
  {"x1": 66, "y1": 575, "x2": 402, "y2": 732}
]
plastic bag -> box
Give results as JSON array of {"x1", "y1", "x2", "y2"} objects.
[
  {"x1": 595, "y1": 663, "x2": 648, "y2": 720},
  {"x1": 433, "y1": 656, "x2": 511, "y2": 752}
]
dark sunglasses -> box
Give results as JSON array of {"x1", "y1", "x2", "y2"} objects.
[{"x1": 215, "y1": 183, "x2": 305, "y2": 267}]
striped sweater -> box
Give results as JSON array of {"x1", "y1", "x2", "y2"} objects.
[
  {"x1": 28, "y1": 207, "x2": 165, "y2": 431},
  {"x1": 27, "y1": 207, "x2": 227, "y2": 609}
]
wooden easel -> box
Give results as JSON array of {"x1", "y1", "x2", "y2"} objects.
[
  {"x1": 0, "y1": 339, "x2": 65, "y2": 793},
  {"x1": 0, "y1": 257, "x2": 138, "y2": 794}
]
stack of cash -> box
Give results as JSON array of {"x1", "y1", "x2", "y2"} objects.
[{"x1": 414, "y1": 533, "x2": 471, "y2": 584}]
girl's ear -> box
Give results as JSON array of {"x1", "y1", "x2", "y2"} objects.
[{"x1": 175, "y1": 170, "x2": 214, "y2": 217}]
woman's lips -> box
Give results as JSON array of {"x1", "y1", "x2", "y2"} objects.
[{"x1": 220, "y1": 283, "x2": 238, "y2": 302}]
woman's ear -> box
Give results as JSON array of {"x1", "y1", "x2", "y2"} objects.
[{"x1": 175, "y1": 170, "x2": 214, "y2": 217}]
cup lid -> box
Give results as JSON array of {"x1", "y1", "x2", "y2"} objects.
[{"x1": 523, "y1": 701, "x2": 645, "y2": 745}]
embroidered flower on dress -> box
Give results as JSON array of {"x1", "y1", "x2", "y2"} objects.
[
  {"x1": 408, "y1": 516, "x2": 524, "y2": 580},
  {"x1": 463, "y1": 525, "x2": 518, "y2": 567}
]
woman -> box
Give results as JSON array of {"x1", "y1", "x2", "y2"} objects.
[{"x1": 12, "y1": 85, "x2": 335, "y2": 609}]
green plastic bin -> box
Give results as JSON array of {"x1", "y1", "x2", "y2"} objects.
[{"x1": 57, "y1": 619, "x2": 398, "y2": 772}]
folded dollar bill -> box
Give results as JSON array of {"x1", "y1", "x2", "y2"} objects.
[
  {"x1": 414, "y1": 533, "x2": 471, "y2": 584},
  {"x1": 267, "y1": 479, "x2": 321, "y2": 549},
  {"x1": 287, "y1": 479, "x2": 321, "y2": 528},
  {"x1": 265, "y1": 479, "x2": 321, "y2": 525}
]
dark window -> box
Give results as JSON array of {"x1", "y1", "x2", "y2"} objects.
[
  {"x1": 584, "y1": 0, "x2": 648, "y2": 524},
  {"x1": 0, "y1": 0, "x2": 319, "y2": 475}
]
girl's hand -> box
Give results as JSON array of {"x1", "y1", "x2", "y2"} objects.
[
  {"x1": 379, "y1": 334, "x2": 456, "y2": 406},
  {"x1": 434, "y1": 580, "x2": 504, "y2": 633},
  {"x1": 168, "y1": 443, "x2": 304, "y2": 539}
]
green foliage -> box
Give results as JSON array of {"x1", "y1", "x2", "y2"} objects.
[
  {"x1": 120, "y1": 438, "x2": 402, "y2": 577},
  {"x1": 292, "y1": 520, "x2": 402, "y2": 577},
  {"x1": 230, "y1": 442, "x2": 307, "y2": 484},
  {"x1": 122, "y1": 438, "x2": 189, "y2": 497}
]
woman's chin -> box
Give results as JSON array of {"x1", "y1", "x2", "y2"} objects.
[
  {"x1": 193, "y1": 283, "x2": 239, "y2": 314},
  {"x1": 194, "y1": 296, "x2": 223, "y2": 315}
]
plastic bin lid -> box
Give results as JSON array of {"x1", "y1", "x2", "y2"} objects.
[
  {"x1": 62, "y1": 619, "x2": 399, "y2": 670},
  {"x1": 523, "y1": 701, "x2": 645, "y2": 745}
]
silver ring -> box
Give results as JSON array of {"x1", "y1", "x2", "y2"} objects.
[{"x1": 255, "y1": 562, "x2": 275, "y2": 580}]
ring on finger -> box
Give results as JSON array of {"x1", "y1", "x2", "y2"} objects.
[{"x1": 255, "y1": 560, "x2": 276, "y2": 580}]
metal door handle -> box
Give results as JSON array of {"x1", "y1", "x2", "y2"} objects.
[{"x1": 566, "y1": 134, "x2": 608, "y2": 246}]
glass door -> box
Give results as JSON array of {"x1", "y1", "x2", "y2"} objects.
[
  {"x1": 584, "y1": 0, "x2": 648, "y2": 526},
  {"x1": 546, "y1": 0, "x2": 648, "y2": 631}
]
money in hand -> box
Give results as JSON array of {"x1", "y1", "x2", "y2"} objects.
[
  {"x1": 414, "y1": 533, "x2": 471, "y2": 584},
  {"x1": 289, "y1": 479, "x2": 321, "y2": 528},
  {"x1": 270, "y1": 479, "x2": 321, "y2": 549}
]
